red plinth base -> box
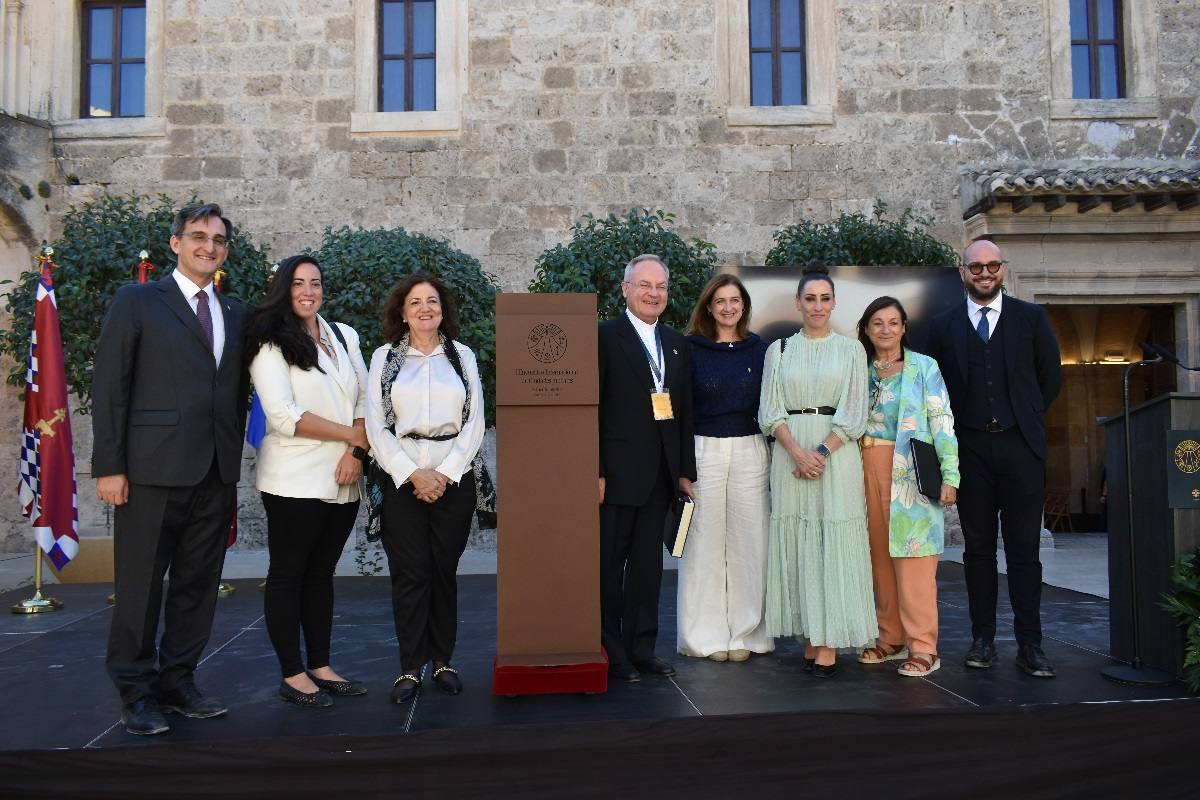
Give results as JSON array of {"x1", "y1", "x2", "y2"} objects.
[{"x1": 492, "y1": 657, "x2": 609, "y2": 696}]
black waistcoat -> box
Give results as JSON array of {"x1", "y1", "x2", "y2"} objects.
[{"x1": 962, "y1": 315, "x2": 1016, "y2": 430}]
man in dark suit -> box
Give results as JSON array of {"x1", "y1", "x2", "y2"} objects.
[
  {"x1": 926, "y1": 239, "x2": 1061, "y2": 678},
  {"x1": 598, "y1": 254, "x2": 697, "y2": 683},
  {"x1": 93, "y1": 203, "x2": 248, "y2": 734}
]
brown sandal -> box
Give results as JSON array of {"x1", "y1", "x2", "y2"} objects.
[
  {"x1": 898, "y1": 653, "x2": 941, "y2": 677},
  {"x1": 857, "y1": 642, "x2": 909, "y2": 664}
]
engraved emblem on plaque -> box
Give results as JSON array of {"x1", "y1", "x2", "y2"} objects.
[{"x1": 527, "y1": 323, "x2": 568, "y2": 364}]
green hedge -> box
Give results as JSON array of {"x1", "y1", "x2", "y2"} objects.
[
  {"x1": 529, "y1": 209, "x2": 717, "y2": 329},
  {"x1": 766, "y1": 200, "x2": 958, "y2": 267},
  {"x1": 310, "y1": 225, "x2": 499, "y2": 425}
]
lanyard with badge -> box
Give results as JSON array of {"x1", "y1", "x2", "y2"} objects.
[{"x1": 636, "y1": 326, "x2": 674, "y2": 421}]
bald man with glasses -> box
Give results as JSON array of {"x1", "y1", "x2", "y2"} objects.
[{"x1": 925, "y1": 240, "x2": 1062, "y2": 679}]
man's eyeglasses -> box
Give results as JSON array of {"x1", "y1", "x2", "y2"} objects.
[
  {"x1": 177, "y1": 232, "x2": 229, "y2": 249},
  {"x1": 625, "y1": 280, "x2": 668, "y2": 293},
  {"x1": 965, "y1": 260, "x2": 1004, "y2": 275}
]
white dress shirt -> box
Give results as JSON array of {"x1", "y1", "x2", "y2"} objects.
[
  {"x1": 966, "y1": 292, "x2": 1003, "y2": 334},
  {"x1": 365, "y1": 340, "x2": 485, "y2": 488},
  {"x1": 624, "y1": 308, "x2": 664, "y2": 391},
  {"x1": 172, "y1": 269, "x2": 225, "y2": 366}
]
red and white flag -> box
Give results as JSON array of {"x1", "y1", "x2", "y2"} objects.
[{"x1": 17, "y1": 249, "x2": 79, "y2": 569}]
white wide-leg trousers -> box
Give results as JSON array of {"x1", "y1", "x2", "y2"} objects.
[{"x1": 676, "y1": 434, "x2": 774, "y2": 657}]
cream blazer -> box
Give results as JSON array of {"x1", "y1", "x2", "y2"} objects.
[{"x1": 250, "y1": 316, "x2": 369, "y2": 502}]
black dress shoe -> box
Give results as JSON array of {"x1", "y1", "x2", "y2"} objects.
[
  {"x1": 608, "y1": 663, "x2": 641, "y2": 683},
  {"x1": 964, "y1": 638, "x2": 997, "y2": 669},
  {"x1": 160, "y1": 684, "x2": 227, "y2": 718},
  {"x1": 432, "y1": 665, "x2": 463, "y2": 695},
  {"x1": 308, "y1": 673, "x2": 368, "y2": 696},
  {"x1": 390, "y1": 674, "x2": 421, "y2": 704},
  {"x1": 279, "y1": 681, "x2": 333, "y2": 708},
  {"x1": 633, "y1": 657, "x2": 676, "y2": 677},
  {"x1": 811, "y1": 661, "x2": 838, "y2": 678},
  {"x1": 1015, "y1": 644, "x2": 1057, "y2": 678},
  {"x1": 122, "y1": 699, "x2": 170, "y2": 736}
]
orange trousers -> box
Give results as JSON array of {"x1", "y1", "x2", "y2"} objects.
[{"x1": 861, "y1": 444, "x2": 939, "y2": 655}]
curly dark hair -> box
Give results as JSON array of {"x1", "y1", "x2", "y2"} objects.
[
  {"x1": 382, "y1": 272, "x2": 461, "y2": 343},
  {"x1": 244, "y1": 254, "x2": 325, "y2": 371}
]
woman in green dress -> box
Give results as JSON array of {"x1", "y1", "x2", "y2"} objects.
[{"x1": 758, "y1": 266, "x2": 874, "y2": 677}]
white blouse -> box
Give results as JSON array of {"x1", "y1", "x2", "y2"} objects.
[{"x1": 365, "y1": 340, "x2": 485, "y2": 488}]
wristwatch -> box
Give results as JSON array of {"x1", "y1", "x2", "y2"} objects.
[
  {"x1": 815, "y1": 442, "x2": 831, "y2": 458},
  {"x1": 351, "y1": 446, "x2": 368, "y2": 462}
]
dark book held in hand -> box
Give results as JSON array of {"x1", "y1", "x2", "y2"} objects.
[
  {"x1": 663, "y1": 495, "x2": 695, "y2": 558},
  {"x1": 909, "y1": 438, "x2": 943, "y2": 500}
]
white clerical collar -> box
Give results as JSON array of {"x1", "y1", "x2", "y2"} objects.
[
  {"x1": 625, "y1": 307, "x2": 659, "y2": 336},
  {"x1": 172, "y1": 268, "x2": 215, "y2": 301}
]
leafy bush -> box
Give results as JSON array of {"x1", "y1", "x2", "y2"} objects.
[
  {"x1": 1161, "y1": 550, "x2": 1200, "y2": 693},
  {"x1": 528, "y1": 209, "x2": 717, "y2": 328},
  {"x1": 766, "y1": 200, "x2": 958, "y2": 267},
  {"x1": 310, "y1": 225, "x2": 499, "y2": 425},
  {"x1": 0, "y1": 194, "x2": 272, "y2": 411}
]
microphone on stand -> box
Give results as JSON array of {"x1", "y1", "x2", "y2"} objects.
[{"x1": 1138, "y1": 342, "x2": 1199, "y2": 371}]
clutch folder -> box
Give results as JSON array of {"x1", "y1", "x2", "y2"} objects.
[
  {"x1": 909, "y1": 438, "x2": 943, "y2": 499},
  {"x1": 663, "y1": 494, "x2": 695, "y2": 558}
]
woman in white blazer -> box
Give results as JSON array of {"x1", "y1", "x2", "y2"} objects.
[{"x1": 246, "y1": 255, "x2": 371, "y2": 708}]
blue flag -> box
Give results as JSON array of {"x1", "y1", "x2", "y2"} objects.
[{"x1": 246, "y1": 391, "x2": 267, "y2": 449}]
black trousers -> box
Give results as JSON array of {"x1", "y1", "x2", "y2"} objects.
[
  {"x1": 106, "y1": 460, "x2": 235, "y2": 704},
  {"x1": 956, "y1": 427, "x2": 1046, "y2": 647},
  {"x1": 261, "y1": 493, "x2": 359, "y2": 678},
  {"x1": 379, "y1": 473, "x2": 475, "y2": 674},
  {"x1": 599, "y1": 466, "x2": 672, "y2": 667}
]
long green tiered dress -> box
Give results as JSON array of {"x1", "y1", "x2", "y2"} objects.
[{"x1": 758, "y1": 331, "x2": 876, "y2": 649}]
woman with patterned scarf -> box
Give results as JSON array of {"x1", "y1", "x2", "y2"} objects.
[{"x1": 365, "y1": 272, "x2": 485, "y2": 704}]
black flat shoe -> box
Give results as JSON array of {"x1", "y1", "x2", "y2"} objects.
[
  {"x1": 608, "y1": 663, "x2": 641, "y2": 683},
  {"x1": 802, "y1": 657, "x2": 816, "y2": 674},
  {"x1": 122, "y1": 699, "x2": 170, "y2": 736},
  {"x1": 308, "y1": 673, "x2": 368, "y2": 696},
  {"x1": 390, "y1": 674, "x2": 421, "y2": 704},
  {"x1": 279, "y1": 681, "x2": 333, "y2": 708},
  {"x1": 964, "y1": 638, "x2": 997, "y2": 669},
  {"x1": 811, "y1": 662, "x2": 838, "y2": 678},
  {"x1": 633, "y1": 657, "x2": 676, "y2": 677},
  {"x1": 433, "y1": 665, "x2": 463, "y2": 695}
]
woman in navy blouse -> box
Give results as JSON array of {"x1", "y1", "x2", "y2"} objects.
[{"x1": 677, "y1": 274, "x2": 773, "y2": 662}]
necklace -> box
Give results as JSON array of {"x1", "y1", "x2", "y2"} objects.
[{"x1": 873, "y1": 355, "x2": 901, "y2": 371}]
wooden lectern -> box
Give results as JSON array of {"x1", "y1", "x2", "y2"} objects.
[{"x1": 492, "y1": 294, "x2": 607, "y2": 695}]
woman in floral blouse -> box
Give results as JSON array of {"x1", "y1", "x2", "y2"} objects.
[{"x1": 855, "y1": 297, "x2": 959, "y2": 677}]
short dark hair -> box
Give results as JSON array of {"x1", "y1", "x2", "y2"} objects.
[
  {"x1": 796, "y1": 263, "x2": 834, "y2": 297},
  {"x1": 686, "y1": 273, "x2": 752, "y2": 340},
  {"x1": 171, "y1": 202, "x2": 233, "y2": 240},
  {"x1": 856, "y1": 295, "x2": 912, "y2": 362},
  {"x1": 382, "y1": 272, "x2": 461, "y2": 343}
]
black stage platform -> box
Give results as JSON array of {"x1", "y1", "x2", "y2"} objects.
[{"x1": 1, "y1": 563, "x2": 1196, "y2": 798}]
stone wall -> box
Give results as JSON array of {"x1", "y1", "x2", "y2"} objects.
[
  {"x1": 2, "y1": 1, "x2": 1198, "y2": 551},
  {"x1": 42, "y1": 0, "x2": 1199, "y2": 290}
]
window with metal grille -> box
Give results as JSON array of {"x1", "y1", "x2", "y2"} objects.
[
  {"x1": 1070, "y1": 0, "x2": 1125, "y2": 99},
  {"x1": 81, "y1": 1, "x2": 146, "y2": 118},
  {"x1": 379, "y1": 0, "x2": 437, "y2": 112},
  {"x1": 748, "y1": 0, "x2": 806, "y2": 107}
]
